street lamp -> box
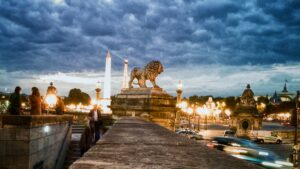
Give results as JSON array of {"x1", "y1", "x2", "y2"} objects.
[
  {"x1": 44, "y1": 94, "x2": 57, "y2": 114},
  {"x1": 181, "y1": 101, "x2": 188, "y2": 110},
  {"x1": 225, "y1": 109, "x2": 231, "y2": 124},
  {"x1": 200, "y1": 106, "x2": 209, "y2": 137},
  {"x1": 196, "y1": 107, "x2": 202, "y2": 131},
  {"x1": 45, "y1": 94, "x2": 57, "y2": 108},
  {"x1": 187, "y1": 107, "x2": 193, "y2": 130},
  {"x1": 175, "y1": 80, "x2": 183, "y2": 130},
  {"x1": 293, "y1": 91, "x2": 300, "y2": 169}
]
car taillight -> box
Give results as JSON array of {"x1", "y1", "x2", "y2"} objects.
[{"x1": 207, "y1": 143, "x2": 215, "y2": 148}]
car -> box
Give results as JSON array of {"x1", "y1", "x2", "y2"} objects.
[
  {"x1": 207, "y1": 137, "x2": 292, "y2": 168},
  {"x1": 224, "y1": 130, "x2": 236, "y2": 137},
  {"x1": 253, "y1": 131, "x2": 282, "y2": 144},
  {"x1": 176, "y1": 130, "x2": 204, "y2": 140}
]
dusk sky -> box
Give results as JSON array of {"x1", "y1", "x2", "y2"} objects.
[{"x1": 0, "y1": 0, "x2": 300, "y2": 97}]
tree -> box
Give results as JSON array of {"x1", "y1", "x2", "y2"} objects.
[
  {"x1": 225, "y1": 96, "x2": 237, "y2": 110},
  {"x1": 257, "y1": 96, "x2": 269, "y2": 104},
  {"x1": 198, "y1": 96, "x2": 211, "y2": 105},
  {"x1": 65, "y1": 88, "x2": 91, "y2": 105},
  {"x1": 189, "y1": 95, "x2": 199, "y2": 104}
]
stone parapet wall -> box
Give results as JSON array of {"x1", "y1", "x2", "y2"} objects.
[
  {"x1": 0, "y1": 115, "x2": 72, "y2": 169},
  {"x1": 70, "y1": 117, "x2": 262, "y2": 169}
]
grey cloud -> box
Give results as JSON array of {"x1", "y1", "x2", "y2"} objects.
[{"x1": 0, "y1": 0, "x2": 299, "y2": 75}]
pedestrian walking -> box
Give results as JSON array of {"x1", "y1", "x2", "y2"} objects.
[{"x1": 88, "y1": 104, "x2": 102, "y2": 144}]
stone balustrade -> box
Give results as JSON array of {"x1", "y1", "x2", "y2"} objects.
[
  {"x1": 70, "y1": 117, "x2": 262, "y2": 169},
  {"x1": 0, "y1": 115, "x2": 73, "y2": 169}
]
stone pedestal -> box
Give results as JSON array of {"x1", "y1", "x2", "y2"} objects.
[
  {"x1": 230, "y1": 106, "x2": 263, "y2": 137},
  {"x1": 111, "y1": 88, "x2": 176, "y2": 130},
  {"x1": 230, "y1": 84, "x2": 263, "y2": 138}
]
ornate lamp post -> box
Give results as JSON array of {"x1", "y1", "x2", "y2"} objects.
[
  {"x1": 225, "y1": 109, "x2": 231, "y2": 125},
  {"x1": 187, "y1": 107, "x2": 193, "y2": 130},
  {"x1": 44, "y1": 82, "x2": 58, "y2": 114},
  {"x1": 293, "y1": 91, "x2": 300, "y2": 169},
  {"x1": 175, "y1": 80, "x2": 183, "y2": 129},
  {"x1": 95, "y1": 81, "x2": 101, "y2": 105},
  {"x1": 196, "y1": 107, "x2": 202, "y2": 131},
  {"x1": 200, "y1": 106, "x2": 209, "y2": 137}
]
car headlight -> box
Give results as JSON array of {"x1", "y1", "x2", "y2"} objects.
[
  {"x1": 262, "y1": 162, "x2": 282, "y2": 168},
  {"x1": 275, "y1": 161, "x2": 293, "y2": 166},
  {"x1": 230, "y1": 149, "x2": 248, "y2": 154},
  {"x1": 258, "y1": 151, "x2": 269, "y2": 156},
  {"x1": 230, "y1": 143, "x2": 241, "y2": 147}
]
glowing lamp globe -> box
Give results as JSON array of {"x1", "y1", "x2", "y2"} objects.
[{"x1": 45, "y1": 94, "x2": 57, "y2": 107}]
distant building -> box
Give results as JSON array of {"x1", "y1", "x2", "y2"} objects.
[
  {"x1": 277, "y1": 81, "x2": 295, "y2": 102},
  {"x1": 269, "y1": 91, "x2": 281, "y2": 105}
]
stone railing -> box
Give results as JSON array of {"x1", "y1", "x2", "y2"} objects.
[
  {"x1": 64, "y1": 111, "x2": 115, "y2": 127},
  {"x1": 70, "y1": 117, "x2": 262, "y2": 169},
  {"x1": 0, "y1": 115, "x2": 73, "y2": 169}
]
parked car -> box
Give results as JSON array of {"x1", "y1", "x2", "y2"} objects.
[
  {"x1": 176, "y1": 130, "x2": 204, "y2": 140},
  {"x1": 207, "y1": 137, "x2": 292, "y2": 168},
  {"x1": 224, "y1": 130, "x2": 236, "y2": 137},
  {"x1": 251, "y1": 131, "x2": 282, "y2": 144}
]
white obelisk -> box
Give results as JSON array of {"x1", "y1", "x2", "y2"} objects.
[
  {"x1": 122, "y1": 59, "x2": 129, "y2": 89},
  {"x1": 103, "y1": 50, "x2": 111, "y2": 99}
]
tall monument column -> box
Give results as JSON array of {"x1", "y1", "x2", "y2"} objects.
[
  {"x1": 122, "y1": 59, "x2": 129, "y2": 89},
  {"x1": 103, "y1": 50, "x2": 111, "y2": 99}
]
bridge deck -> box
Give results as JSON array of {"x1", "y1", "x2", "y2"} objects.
[{"x1": 70, "y1": 117, "x2": 261, "y2": 169}]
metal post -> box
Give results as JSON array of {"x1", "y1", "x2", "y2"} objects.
[
  {"x1": 293, "y1": 91, "x2": 299, "y2": 169},
  {"x1": 197, "y1": 115, "x2": 200, "y2": 131},
  {"x1": 188, "y1": 115, "x2": 190, "y2": 129},
  {"x1": 205, "y1": 114, "x2": 208, "y2": 137}
]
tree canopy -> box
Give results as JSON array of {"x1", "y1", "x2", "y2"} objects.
[{"x1": 64, "y1": 88, "x2": 91, "y2": 105}]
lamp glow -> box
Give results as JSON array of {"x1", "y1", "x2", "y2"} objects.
[
  {"x1": 187, "y1": 107, "x2": 193, "y2": 115},
  {"x1": 44, "y1": 126, "x2": 50, "y2": 133},
  {"x1": 225, "y1": 109, "x2": 231, "y2": 116},
  {"x1": 45, "y1": 94, "x2": 57, "y2": 107},
  {"x1": 181, "y1": 101, "x2": 188, "y2": 109}
]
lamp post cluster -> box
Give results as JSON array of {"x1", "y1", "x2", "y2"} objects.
[
  {"x1": 176, "y1": 93, "x2": 232, "y2": 138},
  {"x1": 175, "y1": 81, "x2": 232, "y2": 136},
  {"x1": 178, "y1": 101, "x2": 209, "y2": 131}
]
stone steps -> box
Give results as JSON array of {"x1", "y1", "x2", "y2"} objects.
[
  {"x1": 62, "y1": 124, "x2": 85, "y2": 169},
  {"x1": 72, "y1": 124, "x2": 85, "y2": 134}
]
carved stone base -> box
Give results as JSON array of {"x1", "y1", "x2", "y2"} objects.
[
  {"x1": 230, "y1": 106, "x2": 263, "y2": 138},
  {"x1": 111, "y1": 88, "x2": 176, "y2": 130}
]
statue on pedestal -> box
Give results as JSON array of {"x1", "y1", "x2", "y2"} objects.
[
  {"x1": 46, "y1": 82, "x2": 57, "y2": 95},
  {"x1": 240, "y1": 84, "x2": 256, "y2": 107},
  {"x1": 112, "y1": 60, "x2": 175, "y2": 130},
  {"x1": 128, "y1": 60, "x2": 164, "y2": 89}
]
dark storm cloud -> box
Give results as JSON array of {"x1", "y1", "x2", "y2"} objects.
[{"x1": 0, "y1": 0, "x2": 300, "y2": 73}]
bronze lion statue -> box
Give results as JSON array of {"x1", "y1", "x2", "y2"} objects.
[{"x1": 129, "y1": 60, "x2": 164, "y2": 88}]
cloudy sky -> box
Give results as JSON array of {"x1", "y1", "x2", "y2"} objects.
[{"x1": 0, "y1": 0, "x2": 299, "y2": 97}]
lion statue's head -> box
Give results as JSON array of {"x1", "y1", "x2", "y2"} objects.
[{"x1": 144, "y1": 60, "x2": 164, "y2": 80}]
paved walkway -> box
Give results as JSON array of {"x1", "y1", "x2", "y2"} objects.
[{"x1": 70, "y1": 117, "x2": 262, "y2": 169}]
